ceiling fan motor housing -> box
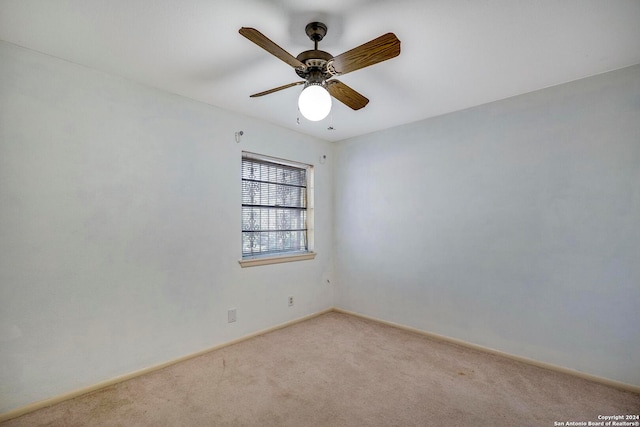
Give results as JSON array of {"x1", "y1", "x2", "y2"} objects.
[{"x1": 295, "y1": 49, "x2": 333, "y2": 82}]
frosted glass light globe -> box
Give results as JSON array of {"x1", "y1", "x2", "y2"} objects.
[{"x1": 298, "y1": 84, "x2": 332, "y2": 121}]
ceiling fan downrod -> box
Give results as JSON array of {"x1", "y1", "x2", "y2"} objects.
[{"x1": 305, "y1": 22, "x2": 327, "y2": 50}]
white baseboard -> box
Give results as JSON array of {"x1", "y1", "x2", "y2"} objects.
[{"x1": 332, "y1": 307, "x2": 640, "y2": 394}]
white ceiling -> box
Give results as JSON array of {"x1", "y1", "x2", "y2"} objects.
[{"x1": 1, "y1": 0, "x2": 640, "y2": 142}]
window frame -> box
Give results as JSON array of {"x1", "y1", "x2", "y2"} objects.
[{"x1": 238, "y1": 151, "x2": 315, "y2": 268}]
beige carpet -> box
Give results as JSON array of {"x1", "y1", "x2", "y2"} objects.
[{"x1": 2, "y1": 312, "x2": 639, "y2": 426}]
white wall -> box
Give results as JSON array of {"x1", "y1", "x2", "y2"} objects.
[
  {"x1": 1, "y1": 37, "x2": 638, "y2": 414},
  {"x1": 0, "y1": 41, "x2": 334, "y2": 412},
  {"x1": 334, "y1": 65, "x2": 640, "y2": 386}
]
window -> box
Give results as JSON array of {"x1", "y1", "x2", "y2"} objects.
[{"x1": 240, "y1": 152, "x2": 315, "y2": 267}]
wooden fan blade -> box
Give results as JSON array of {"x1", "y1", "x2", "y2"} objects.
[
  {"x1": 239, "y1": 27, "x2": 306, "y2": 70},
  {"x1": 250, "y1": 81, "x2": 305, "y2": 97},
  {"x1": 327, "y1": 33, "x2": 400, "y2": 76},
  {"x1": 327, "y1": 80, "x2": 369, "y2": 110}
]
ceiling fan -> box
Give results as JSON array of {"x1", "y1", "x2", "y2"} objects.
[{"x1": 239, "y1": 22, "x2": 401, "y2": 121}]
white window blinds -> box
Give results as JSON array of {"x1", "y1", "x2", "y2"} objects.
[{"x1": 241, "y1": 153, "x2": 309, "y2": 258}]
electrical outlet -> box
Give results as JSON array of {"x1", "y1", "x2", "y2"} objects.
[
  {"x1": 228, "y1": 308, "x2": 236, "y2": 323},
  {"x1": 288, "y1": 296, "x2": 294, "y2": 307}
]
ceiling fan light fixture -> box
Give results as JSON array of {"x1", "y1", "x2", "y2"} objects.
[{"x1": 298, "y1": 83, "x2": 332, "y2": 121}]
